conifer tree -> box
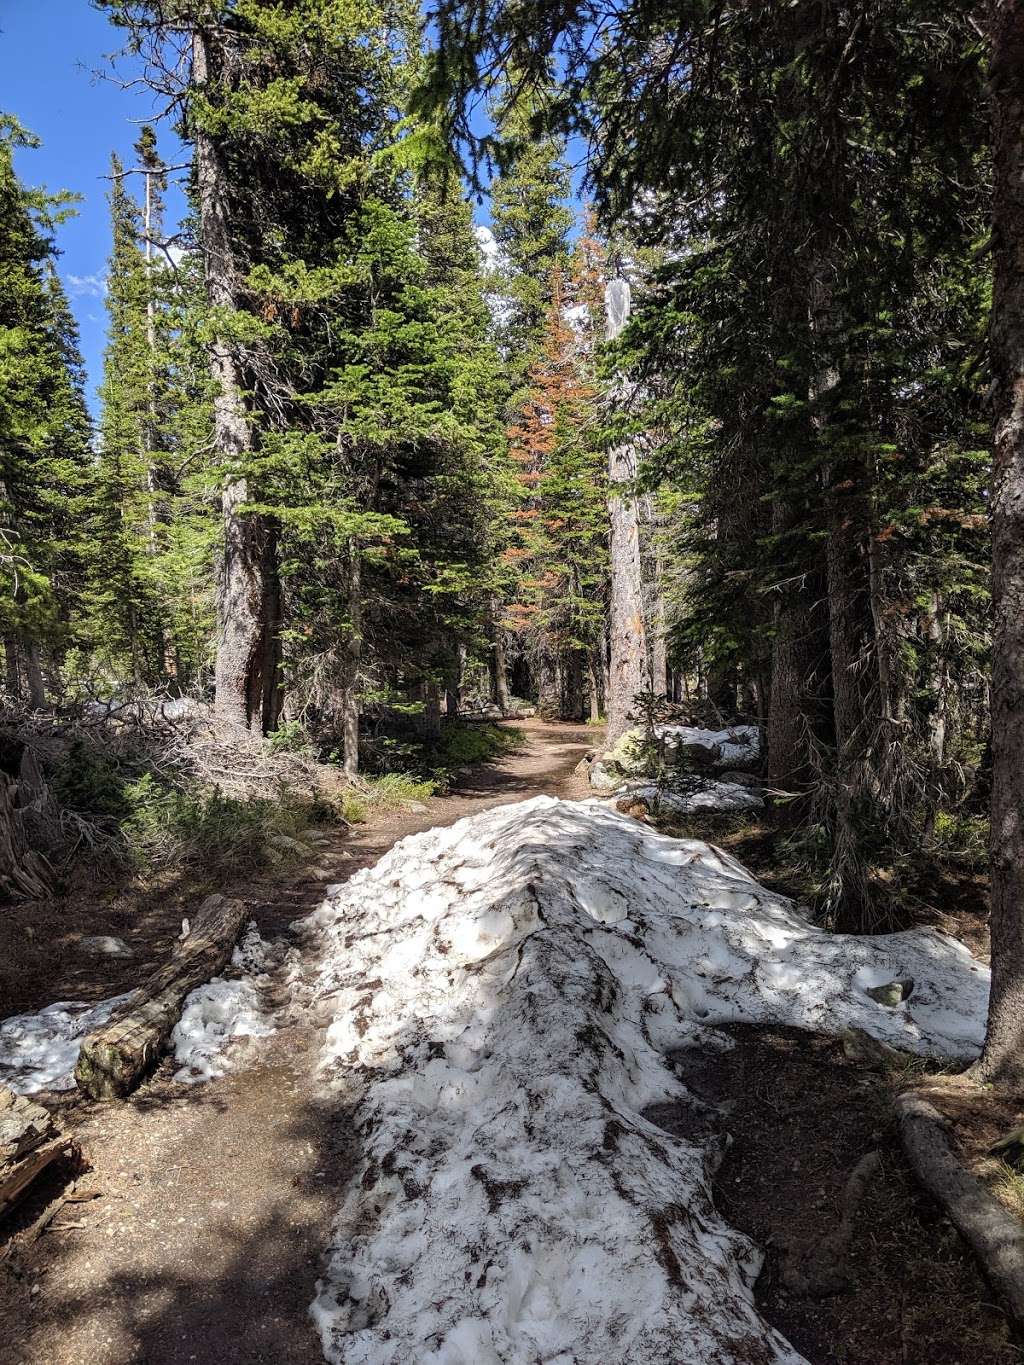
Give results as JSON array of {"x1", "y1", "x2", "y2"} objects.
[{"x1": 0, "y1": 116, "x2": 92, "y2": 706}]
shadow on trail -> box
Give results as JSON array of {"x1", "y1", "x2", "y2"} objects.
[{"x1": 5, "y1": 1075, "x2": 359, "y2": 1365}]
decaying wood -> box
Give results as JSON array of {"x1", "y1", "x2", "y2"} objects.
[
  {"x1": 74, "y1": 893, "x2": 248, "y2": 1099},
  {"x1": 897, "y1": 1091, "x2": 1024, "y2": 1325},
  {"x1": 0, "y1": 751, "x2": 57, "y2": 900},
  {"x1": 0, "y1": 1086, "x2": 80, "y2": 1222}
]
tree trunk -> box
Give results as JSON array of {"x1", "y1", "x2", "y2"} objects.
[
  {"x1": 537, "y1": 650, "x2": 561, "y2": 721},
  {"x1": 4, "y1": 637, "x2": 18, "y2": 700},
  {"x1": 492, "y1": 624, "x2": 511, "y2": 715},
  {"x1": 976, "y1": 0, "x2": 1024, "y2": 1086},
  {"x1": 587, "y1": 654, "x2": 601, "y2": 722},
  {"x1": 341, "y1": 544, "x2": 362, "y2": 778},
  {"x1": 605, "y1": 278, "x2": 649, "y2": 745},
  {"x1": 22, "y1": 637, "x2": 45, "y2": 711},
  {"x1": 192, "y1": 29, "x2": 277, "y2": 734}
]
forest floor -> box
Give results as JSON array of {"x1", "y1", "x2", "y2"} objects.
[{"x1": 1, "y1": 718, "x2": 1019, "y2": 1365}]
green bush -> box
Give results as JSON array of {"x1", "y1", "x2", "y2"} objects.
[
  {"x1": 437, "y1": 722, "x2": 523, "y2": 766},
  {"x1": 52, "y1": 740, "x2": 132, "y2": 818}
]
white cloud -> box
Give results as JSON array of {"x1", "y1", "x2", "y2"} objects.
[{"x1": 66, "y1": 271, "x2": 107, "y2": 300}]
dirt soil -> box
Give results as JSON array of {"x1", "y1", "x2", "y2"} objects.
[
  {"x1": 2, "y1": 721, "x2": 1019, "y2": 1365},
  {"x1": 0, "y1": 719, "x2": 595, "y2": 1365},
  {"x1": 671, "y1": 1026, "x2": 1021, "y2": 1365}
]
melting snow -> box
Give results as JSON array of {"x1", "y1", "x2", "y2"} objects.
[
  {"x1": 611, "y1": 780, "x2": 764, "y2": 815},
  {"x1": 0, "y1": 994, "x2": 132, "y2": 1094},
  {"x1": 655, "y1": 724, "x2": 761, "y2": 768},
  {"x1": 171, "y1": 922, "x2": 276, "y2": 1084},
  {"x1": 302, "y1": 795, "x2": 987, "y2": 1364},
  {"x1": 0, "y1": 922, "x2": 279, "y2": 1094}
]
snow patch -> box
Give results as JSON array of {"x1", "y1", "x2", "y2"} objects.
[
  {"x1": 171, "y1": 921, "x2": 276, "y2": 1084},
  {"x1": 611, "y1": 780, "x2": 764, "y2": 815},
  {"x1": 303, "y1": 796, "x2": 988, "y2": 1364},
  {"x1": 655, "y1": 724, "x2": 761, "y2": 768},
  {"x1": 0, "y1": 994, "x2": 132, "y2": 1094}
]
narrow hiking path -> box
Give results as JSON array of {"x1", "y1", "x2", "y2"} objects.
[{"x1": 1, "y1": 719, "x2": 596, "y2": 1365}]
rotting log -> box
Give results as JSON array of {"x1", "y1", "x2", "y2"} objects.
[
  {"x1": 0, "y1": 1085, "x2": 79, "y2": 1221},
  {"x1": 897, "y1": 1091, "x2": 1024, "y2": 1325},
  {"x1": 74, "y1": 893, "x2": 247, "y2": 1100}
]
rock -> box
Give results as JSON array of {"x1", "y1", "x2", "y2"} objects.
[
  {"x1": 840, "y1": 1027, "x2": 905, "y2": 1068},
  {"x1": 588, "y1": 760, "x2": 621, "y2": 794},
  {"x1": 407, "y1": 801, "x2": 430, "y2": 814},
  {"x1": 865, "y1": 978, "x2": 914, "y2": 1008},
  {"x1": 717, "y1": 770, "x2": 762, "y2": 788},
  {"x1": 267, "y1": 833, "x2": 311, "y2": 858},
  {"x1": 78, "y1": 935, "x2": 132, "y2": 958}
]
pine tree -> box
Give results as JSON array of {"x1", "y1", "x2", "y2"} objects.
[{"x1": 0, "y1": 115, "x2": 92, "y2": 706}]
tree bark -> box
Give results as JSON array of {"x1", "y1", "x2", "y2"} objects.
[
  {"x1": 341, "y1": 544, "x2": 362, "y2": 778},
  {"x1": 22, "y1": 637, "x2": 46, "y2": 711},
  {"x1": 492, "y1": 619, "x2": 511, "y2": 715},
  {"x1": 605, "y1": 278, "x2": 649, "y2": 745},
  {"x1": 192, "y1": 29, "x2": 277, "y2": 734},
  {"x1": 976, "y1": 0, "x2": 1024, "y2": 1085}
]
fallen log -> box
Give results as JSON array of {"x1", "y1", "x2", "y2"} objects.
[
  {"x1": 897, "y1": 1090, "x2": 1024, "y2": 1325},
  {"x1": 0, "y1": 1085, "x2": 79, "y2": 1221},
  {"x1": 74, "y1": 893, "x2": 248, "y2": 1100}
]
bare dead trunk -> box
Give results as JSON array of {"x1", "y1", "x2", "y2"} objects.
[
  {"x1": 976, "y1": 0, "x2": 1024, "y2": 1086},
  {"x1": 192, "y1": 30, "x2": 276, "y2": 734},
  {"x1": 605, "y1": 278, "x2": 649, "y2": 745}
]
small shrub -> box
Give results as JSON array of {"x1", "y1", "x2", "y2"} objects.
[
  {"x1": 361, "y1": 772, "x2": 437, "y2": 807},
  {"x1": 265, "y1": 719, "x2": 309, "y2": 753},
  {"x1": 932, "y1": 810, "x2": 989, "y2": 869}
]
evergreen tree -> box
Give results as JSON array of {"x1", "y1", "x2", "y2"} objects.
[{"x1": 0, "y1": 115, "x2": 92, "y2": 706}]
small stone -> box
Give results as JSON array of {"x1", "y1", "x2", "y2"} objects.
[
  {"x1": 78, "y1": 935, "x2": 133, "y2": 958},
  {"x1": 865, "y1": 978, "x2": 914, "y2": 1007},
  {"x1": 407, "y1": 801, "x2": 430, "y2": 814}
]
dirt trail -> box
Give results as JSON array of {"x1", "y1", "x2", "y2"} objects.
[{"x1": 1, "y1": 719, "x2": 596, "y2": 1365}]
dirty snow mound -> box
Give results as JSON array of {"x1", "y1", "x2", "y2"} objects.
[
  {"x1": 0, "y1": 994, "x2": 132, "y2": 1094},
  {"x1": 171, "y1": 921, "x2": 277, "y2": 1083},
  {"x1": 303, "y1": 796, "x2": 987, "y2": 1365}
]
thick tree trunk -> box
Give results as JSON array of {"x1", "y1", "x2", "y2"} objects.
[
  {"x1": 605, "y1": 278, "x2": 649, "y2": 745},
  {"x1": 976, "y1": 0, "x2": 1024, "y2": 1086},
  {"x1": 192, "y1": 30, "x2": 277, "y2": 734}
]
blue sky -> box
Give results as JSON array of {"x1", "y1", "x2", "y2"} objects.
[
  {"x1": 0, "y1": 0, "x2": 184, "y2": 415},
  {"x1": 0, "y1": 2, "x2": 585, "y2": 417}
]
